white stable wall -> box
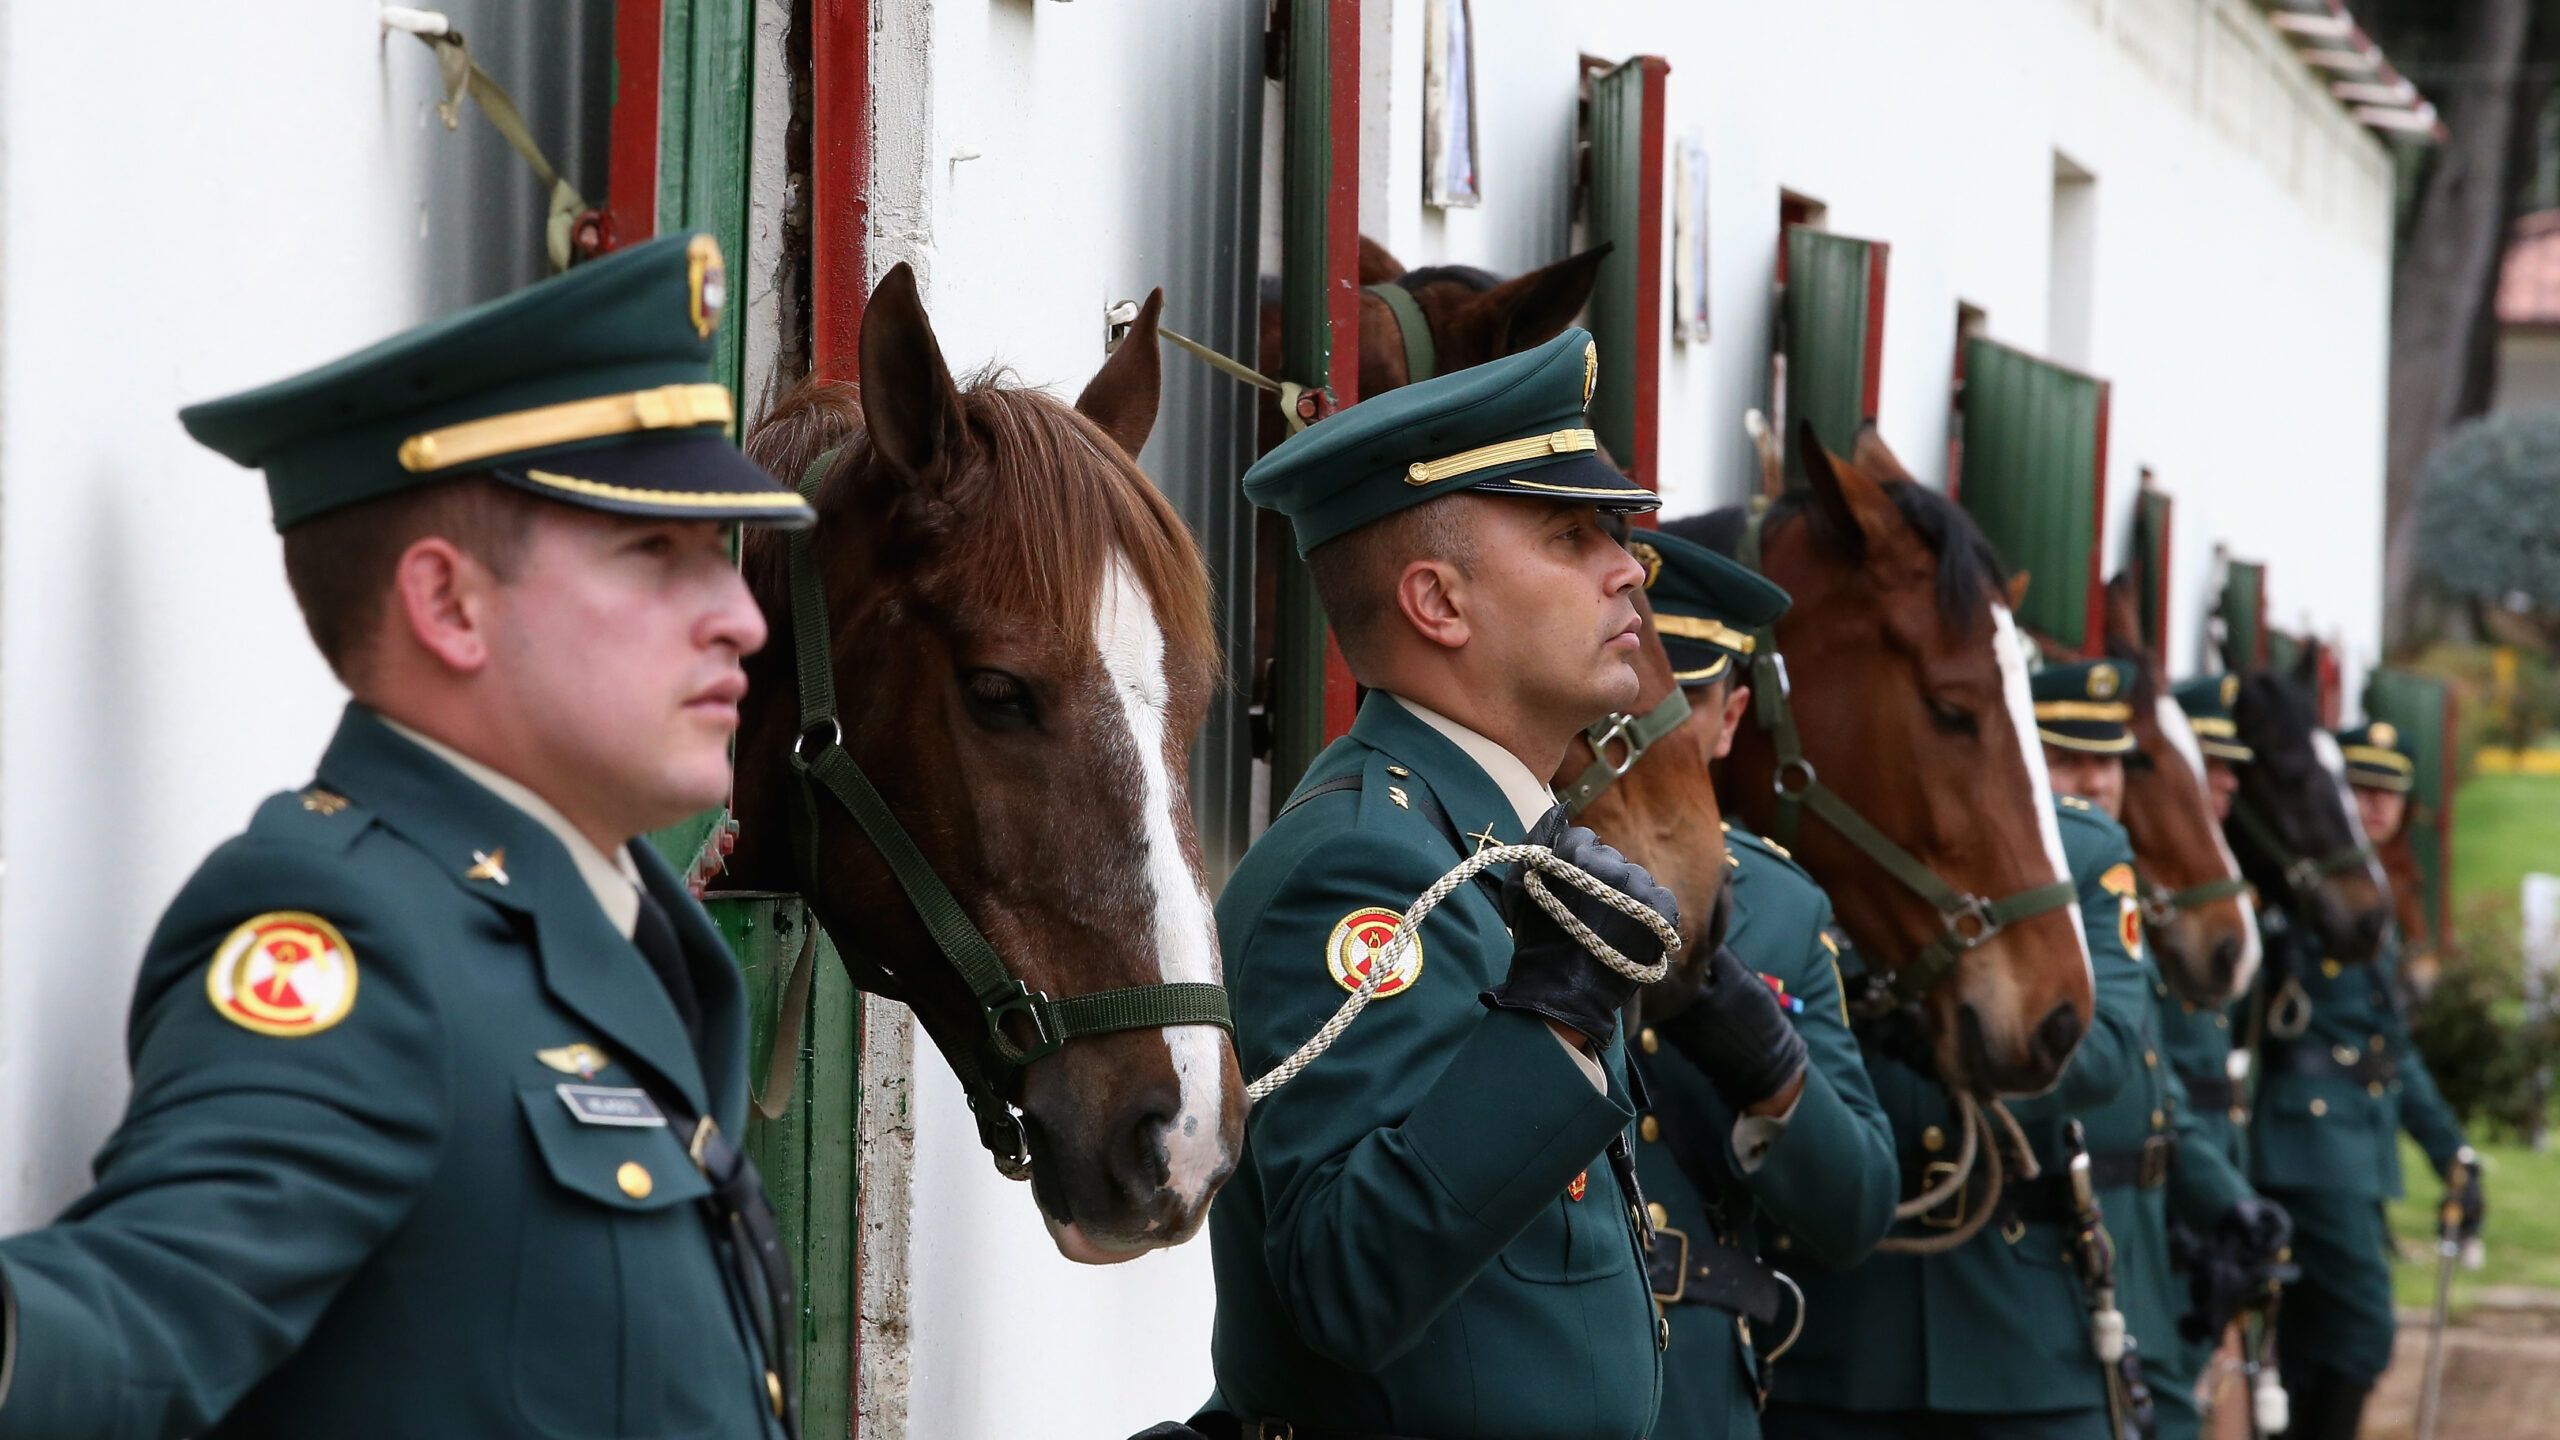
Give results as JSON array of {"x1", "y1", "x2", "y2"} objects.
[
  {"x1": 1366, "y1": 0, "x2": 2394, "y2": 685},
  {"x1": 0, "y1": 6, "x2": 467, "y2": 1227}
]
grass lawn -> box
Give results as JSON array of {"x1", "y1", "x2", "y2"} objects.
[
  {"x1": 2387, "y1": 1135, "x2": 2560, "y2": 1312},
  {"x1": 2450, "y1": 773, "x2": 2560, "y2": 909}
]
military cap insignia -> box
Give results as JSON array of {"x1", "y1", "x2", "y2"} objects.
[
  {"x1": 2099, "y1": 863, "x2": 2138, "y2": 899},
  {"x1": 1582, "y1": 340, "x2": 1598, "y2": 410},
  {"x1": 2370, "y1": 721, "x2": 2397, "y2": 749},
  {"x1": 1326, "y1": 907, "x2": 1424, "y2": 997},
  {"x1": 537, "y1": 1042, "x2": 612, "y2": 1078},
  {"x1": 2220, "y1": 675, "x2": 2239, "y2": 707},
  {"x1": 688, "y1": 234, "x2": 727, "y2": 339},
  {"x1": 1628, "y1": 540, "x2": 1665, "y2": 588},
  {"x1": 2087, "y1": 664, "x2": 2120, "y2": 701},
  {"x1": 205, "y1": 911, "x2": 358, "y2": 1037}
]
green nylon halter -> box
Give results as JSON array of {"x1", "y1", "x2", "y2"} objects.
[
  {"x1": 1558, "y1": 686, "x2": 1694, "y2": 815},
  {"x1": 2227, "y1": 796, "x2": 2375, "y2": 903},
  {"x1": 1364, "y1": 283, "x2": 1437, "y2": 384},
  {"x1": 1735, "y1": 499, "x2": 2077, "y2": 1013},
  {"x1": 2136, "y1": 872, "x2": 2252, "y2": 929},
  {"x1": 781, "y1": 450, "x2": 1232, "y2": 1178}
]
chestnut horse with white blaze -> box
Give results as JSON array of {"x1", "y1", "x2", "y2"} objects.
[
  {"x1": 1666, "y1": 423, "x2": 2093, "y2": 1097},
  {"x1": 725, "y1": 272, "x2": 1245, "y2": 1262}
]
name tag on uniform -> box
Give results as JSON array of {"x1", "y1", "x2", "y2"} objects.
[{"x1": 555, "y1": 1084, "x2": 667, "y2": 1127}]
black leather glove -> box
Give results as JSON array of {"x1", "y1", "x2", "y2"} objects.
[
  {"x1": 2178, "y1": 1195, "x2": 2298, "y2": 1343},
  {"x1": 2451, "y1": 1148, "x2": 2485, "y2": 1240},
  {"x1": 1857, "y1": 1000, "x2": 1939, "y2": 1079},
  {"x1": 1656, "y1": 944, "x2": 1811, "y2": 1112},
  {"x1": 2222, "y1": 1193, "x2": 2293, "y2": 1266},
  {"x1": 1484, "y1": 806, "x2": 1679, "y2": 1051}
]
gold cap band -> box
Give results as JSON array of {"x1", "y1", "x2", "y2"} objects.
[
  {"x1": 398, "y1": 383, "x2": 736, "y2": 473},
  {"x1": 2039, "y1": 728, "x2": 2136, "y2": 754},
  {"x1": 2342, "y1": 745, "x2": 2414, "y2": 774},
  {"x1": 2187, "y1": 716, "x2": 2238, "y2": 738},
  {"x1": 1404, "y1": 427, "x2": 1598, "y2": 486},
  {"x1": 1654, "y1": 613, "x2": 1758, "y2": 654},
  {"x1": 2034, "y1": 700, "x2": 2133, "y2": 723}
]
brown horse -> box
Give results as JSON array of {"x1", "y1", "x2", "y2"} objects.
[
  {"x1": 1664, "y1": 425, "x2": 2093, "y2": 1097},
  {"x1": 725, "y1": 270, "x2": 1246, "y2": 1262},
  {"x1": 2092, "y1": 576, "x2": 2261, "y2": 1005},
  {"x1": 2226, "y1": 661, "x2": 2391, "y2": 967}
]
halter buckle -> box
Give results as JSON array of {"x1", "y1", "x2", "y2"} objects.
[
  {"x1": 1773, "y1": 757, "x2": 1818, "y2": 798},
  {"x1": 2284, "y1": 858, "x2": 2323, "y2": 895},
  {"x1": 2139, "y1": 882, "x2": 2180, "y2": 929},
  {"x1": 1589, "y1": 713, "x2": 1644, "y2": 778},
  {"x1": 985, "y1": 979, "x2": 1065, "y2": 1067},
  {"x1": 793, "y1": 717, "x2": 845, "y2": 759},
  {"x1": 1942, "y1": 895, "x2": 2004, "y2": 949}
]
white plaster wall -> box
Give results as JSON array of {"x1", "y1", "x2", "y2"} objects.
[
  {"x1": 0, "y1": 6, "x2": 465, "y2": 1227},
  {"x1": 1369, "y1": 0, "x2": 2393, "y2": 683}
]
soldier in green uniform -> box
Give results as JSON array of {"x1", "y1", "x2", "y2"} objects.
[
  {"x1": 1198, "y1": 330, "x2": 1810, "y2": 1440},
  {"x1": 2163, "y1": 676, "x2": 2255, "y2": 1175},
  {"x1": 2244, "y1": 720, "x2": 2479, "y2": 1439},
  {"x1": 1762, "y1": 662, "x2": 2155, "y2": 1440},
  {"x1": 2039, "y1": 668, "x2": 2291, "y2": 1440},
  {"x1": 1613, "y1": 529, "x2": 1899, "y2": 1440},
  {"x1": 0, "y1": 235, "x2": 815, "y2": 1439}
]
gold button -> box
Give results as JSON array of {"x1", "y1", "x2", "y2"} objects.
[
  {"x1": 1921, "y1": 1125, "x2": 1947, "y2": 1153},
  {"x1": 1640, "y1": 1115, "x2": 1662, "y2": 1143},
  {"x1": 2371, "y1": 1034, "x2": 2387, "y2": 1053},
  {"x1": 2144, "y1": 1049, "x2": 2158, "y2": 1069},
  {"x1": 2369, "y1": 1081, "x2": 2386, "y2": 1097},
  {"x1": 1641, "y1": 1027, "x2": 1660, "y2": 1055},
  {"x1": 2310, "y1": 1098, "x2": 2328, "y2": 1117},
  {"x1": 1775, "y1": 1234, "x2": 1793, "y2": 1251},
  {"x1": 767, "y1": 1369, "x2": 785, "y2": 1416},
  {"x1": 2333, "y1": 1044, "x2": 2359, "y2": 1066},
  {"x1": 2229, "y1": 1106, "x2": 2247, "y2": 1124},
  {"x1": 2322, "y1": 959, "x2": 2342, "y2": 979},
  {"x1": 2214, "y1": 1014, "x2": 2229, "y2": 1029},
  {"x1": 2150, "y1": 1110, "x2": 2165, "y2": 1131},
  {"x1": 2181, "y1": 1000, "x2": 2196, "y2": 1014},
  {"x1": 1648, "y1": 1201, "x2": 1670, "y2": 1229},
  {"x1": 1658, "y1": 1316, "x2": 1671, "y2": 1351},
  {"x1": 617, "y1": 1161, "x2": 654, "y2": 1199}
]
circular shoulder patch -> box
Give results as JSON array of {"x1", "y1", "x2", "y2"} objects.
[
  {"x1": 206, "y1": 912, "x2": 359, "y2": 1037},
  {"x1": 2118, "y1": 896, "x2": 2144, "y2": 959},
  {"x1": 1326, "y1": 906, "x2": 1424, "y2": 997}
]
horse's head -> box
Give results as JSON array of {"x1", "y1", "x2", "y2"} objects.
[
  {"x1": 1670, "y1": 423, "x2": 2091, "y2": 1096},
  {"x1": 1355, "y1": 240, "x2": 1614, "y2": 392},
  {"x1": 2097, "y1": 577, "x2": 2260, "y2": 1005},
  {"x1": 729, "y1": 271, "x2": 1244, "y2": 1261},
  {"x1": 1550, "y1": 579, "x2": 1732, "y2": 1003},
  {"x1": 2227, "y1": 666, "x2": 2390, "y2": 966}
]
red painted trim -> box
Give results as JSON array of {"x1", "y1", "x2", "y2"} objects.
[
  {"x1": 2083, "y1": 382, "x2": 2111, "y2": 657},
  {"x1": 1630, "y1": 56, "x2": 1669, "y2": 494},
  {"x1": 606, "y1": 0, "x2": 664, "y2": 246},
  {"x1": 2437, "y1": 685, "x2": 2458, "y2": 951},
  {"x1": 811, "y1": 0, "x2": 871, "y2": 380},
  {"x1": 1322, "y1": 0, "x2": 1362, "y2": 742},
  {"x1": 1860, "y1": 242, "x2": 1890, "y2": 421}
]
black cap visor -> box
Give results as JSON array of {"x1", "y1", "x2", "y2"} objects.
[
  {"x1": 489, "y1": 431, "x2": 814, "y2": 529},
  {"x1": 1464, "y1": 450, "x2": 1660, "y2": 513}
]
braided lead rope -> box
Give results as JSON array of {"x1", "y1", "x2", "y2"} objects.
[
  {"x1": 1246, "y1": 844, "x2": 1683, "y2": 1103},
  {"x1": 1873, "y1": 1095, "x2": 2039, "y2": 1255}
]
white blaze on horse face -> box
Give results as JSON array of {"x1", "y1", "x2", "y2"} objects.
[
  {"x1": 1991, "y1": 605, "x2": 2091, "y2": 976},
  {"x1": 1093, "y1": 555, "x2": 1229, "y2": 1209},
  {"x1": 2155, "y1": 694, "x2": 2260, "y2": 988},
  {"x1": 2310, "y1": 730, "x2": 2389, "y2": 892}
]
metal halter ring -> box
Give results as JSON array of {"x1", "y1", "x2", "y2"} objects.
[
  {"x1": 1590, "y1": 713, "x2": 1643, "y2": 778},
  {"x1": 984, "y1": 980, "x2": 1064, "y2": 1067},
  {"x1": 2139, "y1": 884, "x2": 2180, "y2": 930},
  {"x1": 2284, "y1": 858, "x2": 2324, "y2": 896},
  {"x1": 794, "y1": 717, "x2": 845, "y2": 759},
  {"x1": 1942, "y1": 894, "x2": 2005, "y2": 949},
  {"x1": 1773, "y1": 757, "x2": 1819, "y2": 798}
]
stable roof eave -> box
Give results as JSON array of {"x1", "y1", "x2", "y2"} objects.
[{"x1": 2255, "y1": 0, "x2": 2444, "y2": 144}]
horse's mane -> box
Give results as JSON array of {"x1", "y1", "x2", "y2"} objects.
[
  {"x1": 2101, "y1": 631, "x2": 2161, "y2": 715},
  {"x1": 2234, "y1": 669, "x2": 2320, "y2": 750},
  {"x1": 740, "y1": 372, "x2": 1218, "y2": 679},
  {"x1": 1660, "y1": 480, "x2": 2010, "y2": 631}
]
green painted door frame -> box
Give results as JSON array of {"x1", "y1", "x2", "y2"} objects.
[
  {"x1": 1954, "y1": 338, "x2": 2109, "y2": 653},
  {"x1": 2218, "y1": 561, "x2": 2268, "y2": 675},
  {"x1": 2363, "y1": 669, "x2": 2457, "y2": 954},
  {"x1": 1585, "y1": 55, "x2": 1667, "y2": 491},
  {"x1": 1782, "y1": 226, "x2": 1888, "y2": 480}
]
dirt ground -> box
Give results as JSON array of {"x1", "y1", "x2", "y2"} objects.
[{"x1": 2191, "y1": 1293, "x2": 2560, "y2": 1439}]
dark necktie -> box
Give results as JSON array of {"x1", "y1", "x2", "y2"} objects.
[{"x1": 632, "y1": 884, "x2": 707, "y2": 1065}]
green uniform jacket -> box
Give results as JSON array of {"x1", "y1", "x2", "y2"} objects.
[
  {"x1": 1208, "y1": 693, "x2": 1658, "y2": 1440},
  {"x1": 1633, "y1": 825, "x2": 1899, "y2": 1440},
  {"x1": 2248, "y1": 918, "x2": 2465, "y2": 1200},
  {"x1": 1770, "y1": 799, "x2": 2149, "y2": 1417},
  {"x1": 0, "y1": 706, "x2": 783, "y2": 1440},
  {"x1": 2143, "y1": 970, "x2": 2258, "y2": 1440},
  {"x1": 2155, "y1": 978, "x2": 2248, "y2": 1182}
]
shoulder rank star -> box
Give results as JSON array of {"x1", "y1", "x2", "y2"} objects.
[{"x1": 466, "y1": 848, "x2": 509, "y2": 885}]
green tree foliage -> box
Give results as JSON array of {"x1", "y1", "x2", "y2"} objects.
[
  {"x1": 2414, "y1": 407, "x2": 2560, "y2": 614},
  {"x1": 2412, "y1": 894, "x2": 2553, "y2": 1141}
]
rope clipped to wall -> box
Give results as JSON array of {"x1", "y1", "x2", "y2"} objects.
[{"x1": 384, "y1": 7, "x2": 590, "y2": 271}]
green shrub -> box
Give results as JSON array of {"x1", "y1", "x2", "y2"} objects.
[{"x1": 2410, "y1": 896, "x2": 2553, "y2": 1141}]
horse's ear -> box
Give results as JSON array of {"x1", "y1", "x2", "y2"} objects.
[
  {"x1": 2007, "y1": 570, "x2": 2033, "y2": 612},
  {"x1": 1479, "y1": 243, "x2": 1613, "y2": 353},
  {"x1": 1076, "y1": 287, "x2": 1162, "y2": 458},
  {"x1": 1358, "y1": 235, "x2": 1407, "y2": 284},
  {"x1": 858, "y1": 262, "x2": 967, "y2": 488},
  {"x1": 1848, "y1": 421, "x2": 1917, "y2": 482},
  {"x1": 1798, "y1": 416, "x2": 1896, "y2": 561},
  {"x1": 2293, "y1": 637, "x2": 2323, "y2": 687},
  {"x1": 2102, "y1": 571, "x2": 2146, "y2": 654}
]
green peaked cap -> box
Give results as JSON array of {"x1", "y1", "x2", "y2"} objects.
[
  {"x1": 180, "y1": 233, "x2": 810, "y2": 532},
  {"x1": 1242, "y1": 326, "x2": 1657, "y2": 555},
  {"x1": 2031, "y1": 658, "x2": 2135, "y2": 754},
  {"x1": 2171, "y1": 674, "x2": 2253, "y2": 763},
  {"x1": 2335, "y1": 720, "x2": 2414, "y2": 792},
  {"x1": 1625, "y1": 527, "x2": 1789, "y2": 687}
]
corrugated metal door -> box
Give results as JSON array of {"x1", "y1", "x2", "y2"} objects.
[
  {"x1": 1586, "y1": 56, "x2": 1667, "y2": 490},
  {"x1": 1782, "y1": 226, "x2": 1887, "y2": 476},
  {"x1": 2362, "y1": 668, "x2": 2456, "y2": 954},
  {"x1": 1955, "y1": 338, "x2": 2109, "y2": 652}
]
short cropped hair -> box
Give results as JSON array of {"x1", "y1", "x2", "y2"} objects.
[
  {"x1": 1304, "y1": 494, "x2": 1482, "y2": 676},
  {"x1": 280, "y1": 476, "x2": 542, "y2": 685}
]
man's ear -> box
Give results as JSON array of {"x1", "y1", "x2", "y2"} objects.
[
  {"x1": 391, "y1": 535, "x2": 499, "y2": 677},
  {"x1": 1716, "y1": 682, "x2": 1751, "y2": 759},
  {"x1": 1392, "y1": 556, "x2": 1472, "y2": 652}
]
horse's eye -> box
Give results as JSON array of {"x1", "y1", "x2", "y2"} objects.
[
  {"x1": 2122, "y1": 749, "x2": 2157, "y2": 773},
  {"x1": 961, "y1": 669, "x2": 1040, "y2": 731},
  {"x1": 1926, "y1": 698, "x2": 1979, "y2": 737}
]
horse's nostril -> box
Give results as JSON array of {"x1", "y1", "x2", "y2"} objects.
[
  {"x1": 2030, "y1": 1002, "x2": 2083, "y2": 1072},
  {"x1": 2210, "y1": 934, "x2": 2242, "y2": 986}
]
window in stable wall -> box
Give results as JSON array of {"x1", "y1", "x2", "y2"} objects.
[
  {"x1": 1781, "y1": 225, "x2": 1888, "y2": 484},
  {"x1": 1953, "y1": 339, "x2": 2109, "y2": 654}
]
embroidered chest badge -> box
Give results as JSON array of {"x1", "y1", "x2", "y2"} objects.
[
  {"x1": 205, "y1": 912, "x2": 359, "y2": 1037},
  {"x1": 1326, "y1": 906, "x2": 1425, "y2": 997}
]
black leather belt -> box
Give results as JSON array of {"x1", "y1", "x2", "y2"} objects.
[
  {"x1": 2265, "y1": 1038, "x2": 2397, "y2": 1088},
  {"x1": 1646, "y1": 1223, "x2": 1789, "y2": 1323},
  {"x1": 2178, "y1": 1069, "x2": 2236, "y2": 1115},
  {"x1": 2086, "y1": 1133, "x2": 2176, "y2": 1192}
]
